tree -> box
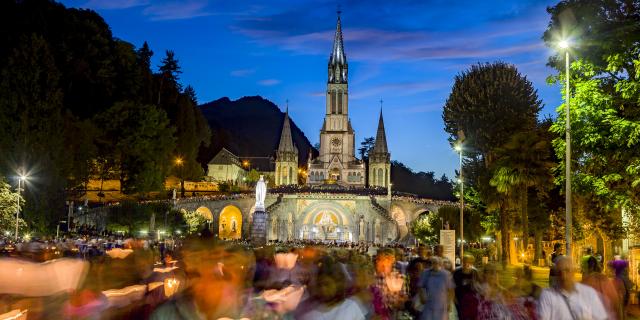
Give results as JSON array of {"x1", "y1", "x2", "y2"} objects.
[
  {"x1": 0, "y1": 177, "x2": 25, "y2": 235},
  {"x1": 443, "y1": 62, "x2": 541, "y2": 164},
  {"x1": 443, "y1": 62, "x2": 543, "y2": 264},
  {"x1": 157, "y1": 50, "x2": 182, "y2": 105},
  {"x1": 390, "y1": 161, "x2": 455, "y2": 200},
  {"x1": 542, "y1": 0, "x2": 640, "y2": 76},
  {"x1": 107, "y1": 201, "x2": 151, "y2": 234},
  {"x1": 159, "y1": 50, "x2": 182, "y2": 83},
  {"x1": 136, "y1": 41, "x2": 153, "y2": 70},
  {"x1": 136, "y1": 41, "x2": 154, "y2": 104},
  {"x1": 97, "y1": 101, "x2": 176, "y2": 195},
  {"x1": 0, "y1": 34, "x2": 67, "y2": 233},
  {"x1": 411, "y1": 213, "x2": 438, "y2": 244},
  {"x1": 358, "y1": 136, "x2": 375, "y2": 161},
  {"x1": 184, "y1": 85, "x2": 197, "y2": 104},
  {"x1": 490, "y1": 129, "x2": 555, "y2": 253},
  {"x1": 0, "y1": 2, "x2": 214, "y2": 233},
  {"x1": 173, "y1": 92, "x2": 211, "y2": 196},
  {"x1": 543, "y1": 0, "x2": 640, "y2": 240},
  {"x1": 246, "y1": 169, "x2": 260, "y2": 184},
  {"x1": 183, "y1": 210, "x2": 208, "y2": 234}
]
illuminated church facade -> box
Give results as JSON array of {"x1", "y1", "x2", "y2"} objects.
[{"x1": 274, "y1": 13, "x2": 391, "y2": 189}]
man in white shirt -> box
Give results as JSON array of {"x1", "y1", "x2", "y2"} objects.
[{"x1": 538, "y1": 256, "x2": 608, "y2": 320}]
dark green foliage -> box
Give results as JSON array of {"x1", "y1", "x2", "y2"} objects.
[
  {"x1": 544, "y1": 0, "x2": 640, "y2": 240},
  {"x1": 542, "y1": 0, "x2": 640, "y2": 77},
  {"x1": 410, "y1": 205, "x2": 482, "y2": 244},
  {"x1": 107, "y1": 201, "x2": 180, "y2": 234},
  {"x1": 96, "y1": 101, "x2": 175, "y2": 194},
  {"x1": 437, "y1": 205, "x2": 484, "y2": 242},
  {"x1": 0, "y1": 1, "x2": 212, "y2": 233},
  {"x1": 173, "y1": 92, "x2": 211, "y2": 182},
  {"x1": 0, "y1": 33, "x2": 67, "y2": 233},
  {"x1": 442, "y1": 62, "x2": 544, "y2": 264},
  {"x1": 443, "y1": 62, "x2": 541, "y2": 161},
  {"x1": 390, "y1": 161, "x2": 455, "y2": 200},
  {"x1": 358, "y1": 137, "x2": 375, "y2": 161},
  {"x1": 107, "y1": 201, "x2": 151, "y2": 234},
  {"x1": 490, "y1": 127, "x2": 555, "y2": 251}
]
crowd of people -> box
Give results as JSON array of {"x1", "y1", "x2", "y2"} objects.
[{"x1": 0, "y1": 231, "x2": 636, "y2": 320}]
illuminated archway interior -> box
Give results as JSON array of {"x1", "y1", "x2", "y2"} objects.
[
  {"x1": 195, "y1": 206, "x2": 213, "y2": 221},
  {"x1": 219, "y1": 205, "x2": 242, "y2": 240}
]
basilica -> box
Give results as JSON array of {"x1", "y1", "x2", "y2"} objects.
[
  {"x1": 274, "y1": 13, "x2": 391, "y2": 189},
  {"x1": 82, "y1": 13, "x2": 450, "y2": 246}
]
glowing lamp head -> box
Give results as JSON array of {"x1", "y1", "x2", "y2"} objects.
[
  {"x1": 454, "y1": 145, "x2": 462, "y2": 152},
  {"x1": 558, "y1": 40, "x2": 570, "y2": 49},
  {"x1": 175, "y1": 157, "x2": 183, "y2": 166}
]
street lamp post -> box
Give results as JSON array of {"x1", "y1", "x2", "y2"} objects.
[
  {"x1": 559, "y1": 40, "x2": 572, "y2": 258},
  {"x1": 15, "y1": 174, "x2": 27, "y2": 241},
  {"x1": 175, "y1": 157, "x2": 185, "y2": 198},
  {"x1": 455, "y1": 144, "x2": 464, "y2": 258}
]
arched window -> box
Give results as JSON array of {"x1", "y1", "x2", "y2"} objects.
[
  {"x1": 331, "y1": 90, "x2": 337, "y2": 114},
  {"x1": 338, "y1": 90, "x2": 343, "y2": 114},
  {"x1": 372, "y1": 169, "x2": 377, "y2": 186},
  {"x1": 377, "y1": 168, "x2": 383, "y2": 186}
]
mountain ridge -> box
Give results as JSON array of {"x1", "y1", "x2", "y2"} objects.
[{"x1": 197, "y1": 96, "x2": 317, "y2": 168}]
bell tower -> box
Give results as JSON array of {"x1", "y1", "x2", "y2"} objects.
[
  {"x1": 308, "y1": 11, "x2": 365, "y2": 187},
  {"x1": 319, "y1": 11, "x2": 355, "y2": 165}
]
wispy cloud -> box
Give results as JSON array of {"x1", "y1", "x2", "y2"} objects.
[
  {"x1": 258, "y1": 79, "x2": 280, "y2": 86},
  {"x1": 308, "y1": 91, "x2": 325, "y2": 97},
  {"x1": 231, "y1": 1, "x2": 550, "y2": 64},
  {"x1": 83, "y1": 0, "x2": 149, "y2": 10},
  {"x1": 143, "y1": 1, "x2": 211, "y2": 21},
  {"x1": 351, "y1": 81, "x2": 448, "y2": 100},
  {"x1": 230, "y1": 69, "x2": 255, "y2": 77}
]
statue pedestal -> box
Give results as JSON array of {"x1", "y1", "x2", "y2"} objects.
[{"x1": 251, "y1": 210, "x2": 268, "y2": 246}]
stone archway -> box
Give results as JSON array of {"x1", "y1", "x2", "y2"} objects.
[
  {"x1": 218, "y1": 205, "x2": 242, "y2": 240},
  {"x1": 300, "y1": 201, "x2": 354, "y2": 241},
  {"x1": 195, "y1": 206, "x2": 213, "y2": 221}
]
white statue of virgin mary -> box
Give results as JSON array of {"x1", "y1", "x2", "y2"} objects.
[{"x1": 255, "y1": 175, "x2": 267, "y2": 211}]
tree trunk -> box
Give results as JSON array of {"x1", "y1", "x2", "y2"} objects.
[
  {"x1": 500, "y1": 207, "x2": 510, "y2": 266},
  {"x1": 534, "y1": 230, "x2": 542, "y2": 264},
  {"x1": 180, "y1": 178, "x2": 185, "y2": 197},
  {"x1": 521, "y1": 188, "x2": 529, "y2": 259}
]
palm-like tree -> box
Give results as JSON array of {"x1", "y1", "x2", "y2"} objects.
[{"x1": 490, "y1": 130, "x2": 554, "y2": 256}]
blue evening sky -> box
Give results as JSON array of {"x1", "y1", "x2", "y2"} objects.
[{"x1": 62, "y1": 0, "x2": 563, "y2": 178}]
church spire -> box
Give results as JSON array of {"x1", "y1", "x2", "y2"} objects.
[
  {"x1": 328, "y1": 10, "x2": 347, "y2": 83},
  {"x1": 372, "y1": 106, "x2": 388, "y2": 154},
  {"x1": 277, "y1": 102, "x2": 297, "y2": 153},
  {"x1": 330, "y1": 11, "x2": 346, "y2": 66}
]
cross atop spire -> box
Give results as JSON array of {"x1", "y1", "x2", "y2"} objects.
[
  {"x1": 372, "y1": 107, "x2": 389, "y2": 155},
  {"x1": 277, "y1": 104, "x2": 297, "y2": 154},
  {"x1": 329, "y1": 10, "x2": 347, "y2": 69}
]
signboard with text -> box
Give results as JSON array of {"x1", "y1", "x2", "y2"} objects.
[{"x1": 440, "y1": 230, "x2": 456, "y2": 265}]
